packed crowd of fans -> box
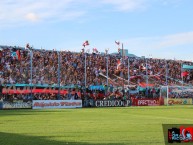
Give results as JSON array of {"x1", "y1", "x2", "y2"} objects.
[
  {"x1": 0, "y1": 45, "x2": 193, "y2": 101},
  {"x1": 1, "y1": 45, "x2": 193, "y2": 86}
]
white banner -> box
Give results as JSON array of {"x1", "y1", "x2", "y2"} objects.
[
  {"x1": 32, "y1": 100, "x2": 82, "y2": 109},
  {"x1": 3, "y1": 101, "x2": 32, "y2": 109}
]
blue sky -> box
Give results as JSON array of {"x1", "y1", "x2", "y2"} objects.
[{"x1": 0, "y1": 0, "x2": 193, "y2": 61}]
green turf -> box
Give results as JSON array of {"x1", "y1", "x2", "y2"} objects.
[{"x1": 0, "y1": 106, "x2": 193, "y2": 145}]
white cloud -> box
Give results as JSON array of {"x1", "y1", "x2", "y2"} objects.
[
  {"x1": 0, "y1": 0, "x2": 181, "y2": 27},
  {"x1": 0, "y1": 0, "x2": 150, "y2": 27},
  {"x1": 124, "y1": 31, "x2": 193, "y2": 50},
  {"x1": 123, "y1": 31, "x2": 193, "y2": 60},
  {"x1": 0, "y1": 0, "x2": 86, "y2": 27},
  {"x1": 161, "y1": 0, "x2": 182, "y2": 7},
  {"x1": 155, "y1": 32, "x2": 193, "y2": 49},
  {"x1": 102, "y1": 0, "x2": 147, "y2": 12},
  {"x1": 25, "y1": 12, "x2": 39, "y2": 22}
]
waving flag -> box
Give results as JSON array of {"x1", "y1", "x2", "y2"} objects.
[
  {"x1": 93, "y1": 48, "x2": 98, "y2": 53},
  {"x1": 115, "y1": 41, "x2": 120, "y2": 46},
  {"x1": 83, "y1": 40, "x2": 89, "y2": 47},
  {"x1": 25, "y1": 43, "x2": 30, "y2": 49},
  {"x1": 11, "y1": 52, "x2": 17, "y2": 58},
  {"x1": 11, "y1": 49, "x2": 21, "y2": 60},
  {"x1": 117, "y1": 59, "x2": 121, "y2": 70},
  {"x1": 25, "y1": 43, "x2": 33, "y2": 51},
  {"x1": 181, "y1": 71, "x2": 189, "y2": 77},
  {"x1": 16, "y1": 50, "x2": 21, "y2": 60}
]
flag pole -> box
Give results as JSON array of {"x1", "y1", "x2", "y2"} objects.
[
  {"x1": 145, "y1": 57, "x2": 148, "y2": 96},
  {"x1": 106, "y1": 49, "x2": 109, "y2": 87},
  {"x1": 128, "y1": 57, "x2": 130, "y2": 86},
  {"x1": 30, "y1": 49, "x2": 33, "y2": 99},
  {"x1": 122, "y1": 43, "x2": 124, "y2": 96},
  {"x1": 57, "y1": 51, "x2": 61, "y2": 100},
  {"x1": 107, "y1": 55, "x2": 108, "y2": 86},
  {"x1": 181, "y1": 62, "x2": 183, "y2": 86},
  {"x1": 85, "y1": 51, "x2": 87, "y2": 89},
  {"x1": 82, "y1": 40, "x2": 89, "y2": 97}
]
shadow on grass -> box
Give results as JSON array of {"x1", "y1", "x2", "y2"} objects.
[
  {"x1": 0, "y1": 132, "x2": 124, "y2": 145},
  {"x1": 0, "y1": 109, "x2": 36, "y2": 117},
  {"x1": 0, "y1": 109, "x2": 74, "y2": 117},
  {"x1": 0, "y1": 109, "x2": 77, "y2": 113}
]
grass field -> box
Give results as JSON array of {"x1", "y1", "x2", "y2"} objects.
[{"x1": 0, "y1": 106, "x2": 193, "y2": 145}]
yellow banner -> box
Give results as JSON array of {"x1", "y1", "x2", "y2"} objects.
[{"x1": 164, "y1": 98, "x2": 192, "y2": 105}]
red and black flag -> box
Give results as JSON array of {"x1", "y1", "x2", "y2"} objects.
[{"x1": 83, "y1": 40, "x2": 89, "y2": 47}]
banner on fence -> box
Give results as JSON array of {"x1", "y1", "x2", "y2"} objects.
[
  {"x1": 2, "y1": 88, "x2": 81, "y2": 95},
  {"x1": 164, "y1": 98, "x2": 192, "y2": 105},
  {"x1": 95, "y1": 100, "x2": 131, "y2": 107},
  {"x1": 32, "y1": 100, "x2": 82, "y2": 109},
  {"x1": 132, "y1": 98, "x2": 160, "y2": 106},
  {"x1": 2, "y1": 101, "x2": 32, "y2": 109}
]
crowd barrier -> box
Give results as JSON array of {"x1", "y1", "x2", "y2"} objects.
[
  {"x1": 0, "y1": 98, "x2": 193, "y2": 109},
  {"x1": 1, "y1": 84, "x2": 153, "y2": 94}
]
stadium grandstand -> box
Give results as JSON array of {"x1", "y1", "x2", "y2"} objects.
[{"x1": 0, "y1": 44, "x2": 193, "y2": 103}]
